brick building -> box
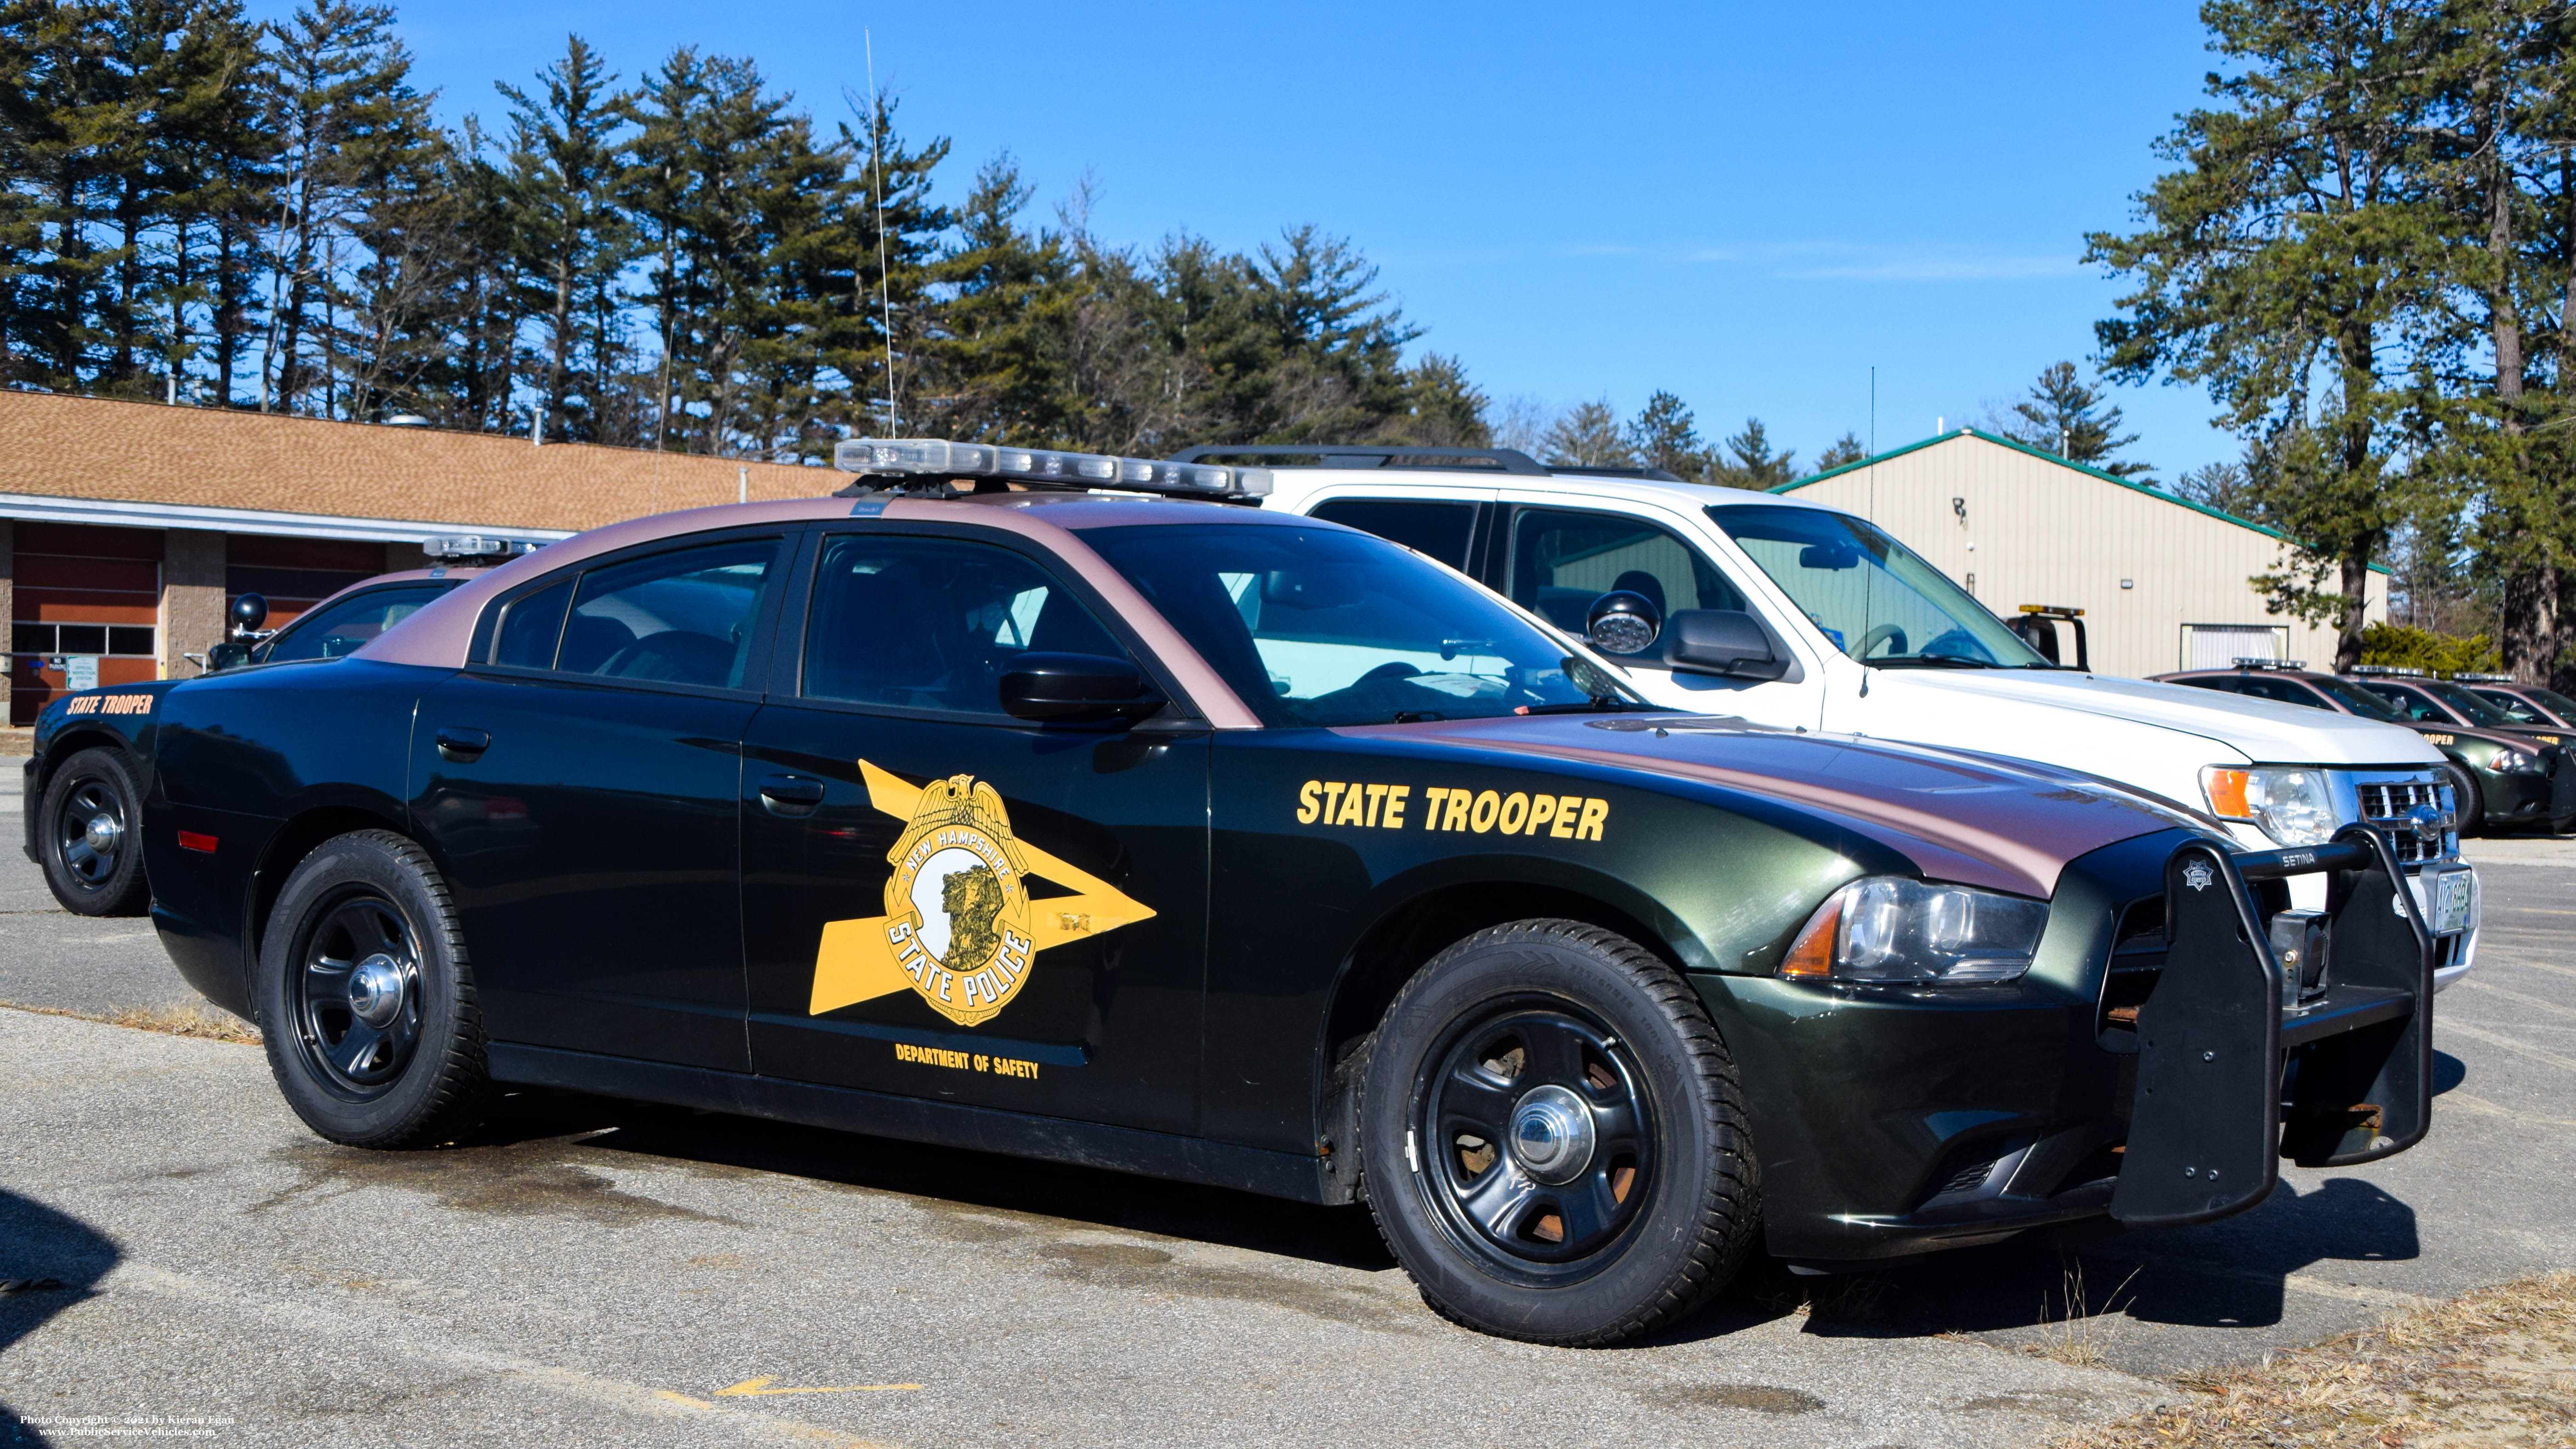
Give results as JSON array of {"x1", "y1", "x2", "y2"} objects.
[{"x1": 0, "y1": 393, "x2": 827, "y2": 724}]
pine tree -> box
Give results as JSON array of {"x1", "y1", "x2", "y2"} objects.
[
  {"x1": 1539, "y1": 399, "x2": 1631, "y2": 468},
  {"x1": 2003, "y1": 360, "x2": 2149, "y2": 475},
  {"x1": 1388, "y1": 352, "x2": 1489, "y2": 447},
  {"x1": 1622, "y1": 389, "x2": 1704, "y2": 477},
  {"x1": 1815, "y1": 432, "x2": 1869, "y2": 471},
  {"x1": 2091, "y1": 0, "x2": 2445, "y2": 670},
  {"x1": 1709, "y1": 416, "x2": 1796, "y2": 489},
  {"x1": 495, "y1": 34, "x2": 630, "y2": 441}
]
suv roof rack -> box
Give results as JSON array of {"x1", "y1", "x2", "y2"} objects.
[
  {"x1": 1167, "y1": 444, "x2": 1690, "y2": 484},
  {"x1": 1168, "y1": 444, "x2": 1552, "y2": 476}
]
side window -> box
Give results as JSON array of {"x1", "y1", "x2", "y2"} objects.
[
  {"x1": 1308, "y1": 499, "x2": 1478, "y2": 571},
  {"x1": 259, "y1": 582, "x2": 448, "y2": 664},
  {"x1": 2174, "y1": 676, "x2": 2240, "y2": 694},
  {"x1": 491, "y1": 577, "x2": 573, "y2": 669},
  {"x1": 2478, "y1": 690, "x2": 2543, "y2": 724},
  {"x1": 801, "y1": 535, "x2": 1127, "y2": 717},
  {"x1": 2364, "y1": 683, "x2": 2442, "y2": 721},
  {"x1": 1507, "y1": 508, "x2": 1746, "y2": 636},
  {"x1": 2240, "y1": 677, "x2": 2327, "y2": 708}
]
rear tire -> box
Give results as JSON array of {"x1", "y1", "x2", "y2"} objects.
[
  {"x1": 40, "y1": 747, "x2": 150, "y2": 917},
  {"x1": 254, "y1": 830, "x2": 490, "y2": 1147},
  {"x1": 1358, "y1": 918, "x2": 1759, "y2": 1346}
]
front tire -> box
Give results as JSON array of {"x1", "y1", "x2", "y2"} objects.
[
  {"x1": 2441, "y1": 761, "x2": 2485, "y2": 837},
  {"x1": 40, "y1": 747, "x2": 151, "y2": 917},
  {"x1": 254, "y1": 830, "x2": 490, "y2": 1147},
  {"x1": 1358, "y1": 919, "x2": 1758, "y2": 1346}
]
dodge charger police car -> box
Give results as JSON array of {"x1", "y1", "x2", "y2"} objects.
[{"x1": 96, "y1": 442, "x2": 2442, "y2": 1346}]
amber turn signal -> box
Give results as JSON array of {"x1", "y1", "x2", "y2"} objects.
[
  {"x1": 1780, "y1": 891, "x2": 1842, "y2": 977},
  {"x1": 2200, "y1": 766, "x2": 2252, "y2": 820}
]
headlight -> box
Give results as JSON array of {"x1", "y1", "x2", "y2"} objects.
[
  {"x1": 2202, "y1": 765, "x2": 2339, "y2": 846},
  {"x1": 1780, "y1": 877, "x2": 2050, "y2": 984},
  {"x1": 2490, "y1": 748, "x2": 2542, "y2": 775}
]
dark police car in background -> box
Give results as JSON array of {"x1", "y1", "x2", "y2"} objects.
[
  {"x1": 22, "y1": 544, "x2": 517, "y2": 917},
  {"x1": 33, "y1": 442, "x2": 2446, "y2": 1346}
]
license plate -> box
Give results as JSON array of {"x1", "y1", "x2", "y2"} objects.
[{"x1": 2429, "y1": 869, "x2": 2473, "y2": 936}]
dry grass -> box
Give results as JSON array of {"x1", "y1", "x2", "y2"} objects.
[
  {"x1": 2053, "y1": 1272, "x2": 2576, "y2": 1448},
  {"x1": 1, "y1": 998, "x2": 260, "y2": 1044},
  {"x1": 2024, "y1": 1261, "x2": 2148, "y2": 1369}
]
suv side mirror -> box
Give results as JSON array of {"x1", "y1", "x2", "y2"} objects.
[
  {"x1": 205, "y1": 642, "x2": 253, "y2": 673},
  {"x1": 1666, "y1": 610, "x2": 1789, "y2": 681},
  {"x1": 999, "y1": 653, "x2": 1168, "y2": 725}
]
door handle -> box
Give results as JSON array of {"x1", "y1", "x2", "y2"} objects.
[
  {"x1": 434, "y1": 727, "x2": 491, "y2": 762},
  {"x1": 758, "y1": 774, "x2": 827, "y2": 815}
]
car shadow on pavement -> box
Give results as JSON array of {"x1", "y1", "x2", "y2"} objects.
[
  {"x1": 1, "y1": 1187, "x2": 122, "y2": 1448},
  {"x1": 1763, "y1": 1175, "x2": 2420, "y2": 1345},
  {"x1": 450, "y1": 1086, "x2": 1400, "y2": 1272}
]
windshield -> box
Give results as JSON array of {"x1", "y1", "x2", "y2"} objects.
[
  {"x1": 2414, "y1": 678, "x2": 2520, "y2": 728},
  {"x1": 1704, "y1": 503, "x2": 2045, "y2": 667},
  {"x1": 2310, "y1": 675, "x2": 2411, "y2": 721},
  {"x1": 257, "y1": 582, "x2": 450, "y2": 664},
  {"x1": 2520, "y1": 686, "x2": 2576, "y2": 721},
  {"x1": 1082, "y1": 522, "x2": 1635, "y2": 727}
]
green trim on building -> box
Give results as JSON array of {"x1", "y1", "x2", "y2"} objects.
[{"x1": 1769, "y1": 427, "x2": 2389, "y2": 577}]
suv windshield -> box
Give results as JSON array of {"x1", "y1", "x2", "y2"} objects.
[
  {"x1": 1083, "y1": 522, "x2": 1634, "y2": 727},
  {"x1": 2412, "y1": 678, "x2": 2520, "y2": 728},
  {"x1": 2309, "y1": 674, "x2": 2412, "y2": 721},
  {"x1": 1704, "y1": 503, "x2": 2045, "y2": 667}
]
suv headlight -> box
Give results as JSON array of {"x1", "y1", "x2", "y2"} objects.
[
  {"x1": 2202, "y1": 765, "x2": 2339, "y2": 846},
  {"x1": 1780, "y1": 877, "x2": 2050, "y2": 984},
  {"x1": 2490, "y1": 747, "x2": 2542, "y2": 775}
]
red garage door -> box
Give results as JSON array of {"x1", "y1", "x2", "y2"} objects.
[{"x1": 11, "y1": 523, "x2": 162, "y2": 724}]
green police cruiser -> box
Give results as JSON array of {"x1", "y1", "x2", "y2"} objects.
[{"x1": 88, "y1": 439, "x2": 2440, "y2": 1346}]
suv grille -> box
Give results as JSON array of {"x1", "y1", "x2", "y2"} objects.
[{"x1": 2358, "y1": 779, "x2": 2445, "y2": 863}]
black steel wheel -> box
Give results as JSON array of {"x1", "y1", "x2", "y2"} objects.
[
  {"x1": 1359, "y1": 918, "x2": 1758, "y2": 1346},
  {"x1": 39, "y1": 747, "x2": 150, "y2": 916},
  {"x1": 1417, "y1": 1004, "x2": 1655, "y2": 1279},
  {"x1": 255, "y1": 830, "x2": 490, "y2": 1147}
]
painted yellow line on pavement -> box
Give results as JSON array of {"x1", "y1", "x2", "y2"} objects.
[
  {"x1": 718, "y1": 1378, "x2": 924, "y2": 1398},
  {"x1": 2441, "y1": 1020, "x2": 2576, "y2": 1076}
]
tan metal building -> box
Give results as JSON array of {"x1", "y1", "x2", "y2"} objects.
[
  {"x1": 0, "y1": 393, "x2": 828, "y2": 724},
  {"x1": 1772, "y1": 428, "x2": 2387, "y2": 679}
]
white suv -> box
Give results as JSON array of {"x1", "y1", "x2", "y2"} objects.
[{"x1": 1232, "y1": 447, "x2": 2480, "y2": 985}]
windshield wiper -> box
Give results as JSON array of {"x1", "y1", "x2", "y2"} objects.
[
  {"x1": 1869, "y1": 656, "x2": 1999, "y2": 669},
  {"x1": 1515, "y1": 697, "x2": 1651, "y2": 715}
]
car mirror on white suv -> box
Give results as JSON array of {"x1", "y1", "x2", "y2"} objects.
[{"x1": 1667, "y1": 610, "x2": 1789, "y2": 681}]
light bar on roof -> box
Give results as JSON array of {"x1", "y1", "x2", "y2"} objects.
[{"x1": 834, "y1": 437, "x2": 1271, "y2": 499}]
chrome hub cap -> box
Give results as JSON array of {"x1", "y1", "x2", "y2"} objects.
[
  {"x1": 83, "y1": 812, "x2": 122, "y2": 855},
  {"x1": 1509, "y1": 1084, "x2": 1596, "y2": 1184},
  {"x1": 345, "y1": 953, "x2": 408, "y2": 1028}
]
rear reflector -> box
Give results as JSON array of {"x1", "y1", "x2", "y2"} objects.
[{"x1": 177, "y1": 831, "x2": 218, "y2": 853}]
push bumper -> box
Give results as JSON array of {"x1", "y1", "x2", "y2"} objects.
[{"x1": 2112, "y1": 827, "x2": 2433, "y2": 1227}]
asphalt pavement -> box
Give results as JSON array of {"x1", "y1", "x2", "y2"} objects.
[{"x1": 2, "y1": 771, "x2": 2570, "y2": 1447}]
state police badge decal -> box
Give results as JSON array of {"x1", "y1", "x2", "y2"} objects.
[{"x1": 807, "y1": 762, "x2": 1156, "y2": 1027}]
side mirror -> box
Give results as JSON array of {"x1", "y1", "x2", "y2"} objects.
[
  {"x1": 1585, "y1": 590, "x2": 1662, "y2": 656},
  {"x1": 999, "y1": 653, "x2": 1167, "y2": 725},
  {"x1": 205, "y1": 642, "x2": 253, "y2": 673},
  {"x1": 1666, "y1": 610, "x2": 1789, "y2": 681},
  {"x1": 228, "y1": 592, "x2": 268, "y2": 636}
]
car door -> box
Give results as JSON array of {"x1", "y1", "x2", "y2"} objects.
[
  {"x1": 738, "y1": 525, "x2": 1210, "y2": 1134},
  {"x1": 1495, "y1": 502, "x2": 1817, "y2": 724},
  {"x1": 410, "y1": 529, "x2": 787, "y2": 1070}
]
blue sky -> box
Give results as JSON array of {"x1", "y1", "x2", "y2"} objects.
[{"x1": 254, "y1": 0, "x2": 2231, "y2": 476}]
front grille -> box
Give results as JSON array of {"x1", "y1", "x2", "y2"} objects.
[{"x1": 2358, "y1": 778, "x2": 2445, "y2": 863}]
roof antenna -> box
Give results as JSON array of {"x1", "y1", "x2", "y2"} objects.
[{"x1": 866, "y1": 30, "x2": 898, "y2": 432}]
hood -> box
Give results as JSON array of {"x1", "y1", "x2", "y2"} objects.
[
  {"x1": 1873, "y1": 668, "x2": 2442, "y2": 767},
  {"x1": 1392, "y1": 713, "x2": 2205, "y2": 899}
]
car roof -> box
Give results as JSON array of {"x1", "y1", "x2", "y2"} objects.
[{"x1": 1263, "y1": 463, "x2": 1852, "y2": 513}]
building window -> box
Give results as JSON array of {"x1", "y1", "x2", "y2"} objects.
[{"x1": 9, "y1": 623, "x2": 158, "y2": 657}]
